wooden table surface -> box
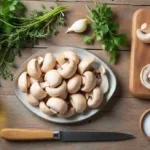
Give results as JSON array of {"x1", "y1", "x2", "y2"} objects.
[{"x1": 0, "y1": 0, "x2": 150, "y2": 149}]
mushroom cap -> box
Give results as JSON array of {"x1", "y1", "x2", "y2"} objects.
[
  {"x1": 45, "y1": 80, "x2": 67, "y2": 97},
  {"x1": 59, "y1": 90, "x2": 68, "y2": 100},
  {"x1": 58, "y1": 107, "x2": 75, "y2": 118},
  {"x1": 140, "y1": 64, "x2": 150, "y2": 89},
  {"x1": 136, "y1": 29, "x2": 150, "y2": 43},
  {"x1": 37, "y1": 56, "x2": 44, "y2": 66},
  {"x1": 63, "y1": 51, "x2": 79, "y2": 65},
  {"x1": 67, "y1": 74, "x2": 82, "y2": 94},
  {"x1": 81, "y1": 71, "x2": 97, "y2": 92},
  {"x1": 30, "y1": 75, "x2": 44, "y2": 84},
  {"x1": 57, "y1": 60, "x2": 77, "y2": 79},
  {"x1": 100, "y1": 74, "x2": 109, "y2": 94},
  {"x1": 70, "y1": 93, "x2": 86, "y2": 113},
  {"x1": 86, "y1": 87, "x2": 103, "y2": 108},
  {"x1": 30, "y1": 82, "x2": 47, "y2": 100},
  {"x1": 46, "y1": 97, "x2": 68, "y2": 115},
  {"x1": 78, "y1": 57, "x2": 95, "y2": 75},
  {"x1": 18, "y1": 72, "x2": 30, "y2": 93},
  {"x1": 27, "y1": 59, "x2": 42, "y2": 79},
  {"x1": 55, "y1": 54, "x2": 66, "y2": 66},
  {"x1": 39, "y1": 101, "x2": 55, "y2": 116},
  {"x1": 26, "y1": 94, "x2": 39, "y2": 107},
  {"x1": 41, "y1": 53, "x2": 56, "y2": 73},
  {"x1": 45, "y1": 70, "x2": 62, "y2": 88}
]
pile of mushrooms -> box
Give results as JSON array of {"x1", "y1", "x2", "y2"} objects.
[
  {"x1": 18, "y1": 51, "x2": 109, "y2": 118},
  {"x1": 137, "y1": 23, "x2": 150, "y2": 43}
]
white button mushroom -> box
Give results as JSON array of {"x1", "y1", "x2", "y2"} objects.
[
  {"x1": 140, "y1": 64, "x2": 150, "y2": 89},
  {"x1": 70, "y1": 93, "x2": 86, "y2": 113},
  {"x1": 45, "y1": 80, "x2": 67, "y2": 97},
  {"x1": 100, "y1": 74, "x2": 109, "y2": 94},
  {"x1": 57, "y1": 60, "x2": 77, "y2": 79},
  {"x1": 26, "y1": 94, "x2": 39, "y2": 107},
  {"x1": 18, "y1": 72, "x2": 31, "y2": 93},
  {"x1": 45, "y1": 70, "x2": 62, "y2": 88},
  {"x1": 86, "y1": 87, "x2": 103, "y2": 108},
  {"x1": 30, "y1": 82, "x2": 48, "y2": 100},
  {"x1": 78, "y1": 57, "x2": 96, "y2": 75},
  {"x1": 37, "y1": 56, "x2": 44, "y2": 66},
  {"x1": 39, "y1": 101, "x2": 56, "y2": 116},
  {"x1": 46, "y1": 97, "x2": 68, "y2": 115},
  {"x1": 41, "y1": 53, "x2": 56, "y2": 73},
  {"x1": 27, "y1": 59, "x2": 42, "y2": 79},
  {"x1": 58, "y1": 107, "x2": 75, "y2": 118},
  {"x1": 67, "y1": 74, "x2": 82, "y2": 94},
  {"x1": 81, "y1": 71, "x2": 97, "y2": 92}
]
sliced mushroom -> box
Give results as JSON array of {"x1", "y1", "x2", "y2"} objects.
[
  {"x1": 27, "y1": 59, "x2": 42, "y2": 79},
  {"x1": 30, "y1": 82, "x2": 49, "y2": 100},
  {"x1": 39, "y1": 101, "x2": 55, "y2": 116},
  {"x1": 18, "y1": 72, "x2": 31, "y2": 93},
  {"x1": 81, "y1": 71, "x2": 96, "y2": 92},
  {"x1": 67, "y1": 74, "x2": 82, "y2": 94},
  {"x1": 46, "y1": 97, "x2": 68, "y2": 115},
  {"x1": 45, "y1": 70, "x2": 62, "y2": 88},
  {"x1": 58, "y1": 107, "x2": 75, "y2": 118},
  {"x1": 59, "y1": 90, "x2": 68, "y2": 100},
  {"x1": 30, "y1": 76, "x2": 44, "y2": 84},
  {"x1": 70, "y1": 93, "x2": 86, "y2": 113},
  {"x1": 45, "y1": 80, "x2": 67, "y2": 97},
  {"x1": 140, "y1": 64, "x2": 150, "y2": 89},
  {"x1": 41, "y1": 53, "x2": 56, "y2": 73},
  {"x1": 78, "y1": 57, "x2": 95, "y2": 75},
  {"x1": 136, "y1": 29, "x2": 150, "y2": 43},
  {"x1": 100, "y1": 74, "x2": 109, "y2": 94},
  {"x1": 57, "y1": 60, "x2": 77, "y2": 79},
  {"x1": 26, "y1": 94, "x2": 39, "y2": 107},
  {"x1": 86, "y1": 87, "x2": 103, "y2": 108}
]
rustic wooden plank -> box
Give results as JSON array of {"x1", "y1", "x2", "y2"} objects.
[
  {"x1": 0, "y1": 95, "x2": 149, "y2": 149},
  {"x1": 0, "y1": 48, "x2": 130, "y2": 97},
  {"x1": 22, "y1": 1, "x2": 145, "y2": 49},
  {"x1": 25, "y1": 0, "x2": 150, "y2": 6}
]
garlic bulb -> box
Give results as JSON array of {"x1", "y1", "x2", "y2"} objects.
[{"x1": 66, "y1": 19, "x2": 88, "y2": 33}]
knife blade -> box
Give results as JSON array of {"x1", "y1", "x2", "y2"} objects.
[{"x1": 1, "y1": 129, "x2": 135, "y2": 142}]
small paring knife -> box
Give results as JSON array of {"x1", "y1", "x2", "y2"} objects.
[{"x1": 0, "y1": 128, "x2": 135, "y2": 142}]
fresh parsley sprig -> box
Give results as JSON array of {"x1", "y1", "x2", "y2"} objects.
[
  {"x1": 0, "y1": 0, "x2": 67, "y2": 80},
  {"x1": 84, "y1": 0, "x2": 127, "y2": 64}
]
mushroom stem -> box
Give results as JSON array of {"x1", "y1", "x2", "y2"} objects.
[
  {"x1": 40, "y1": 82, "x2": 49, "y2": 89},
  {"x1": 141, "y1": 23, "x2": 150, "y2": 33}
]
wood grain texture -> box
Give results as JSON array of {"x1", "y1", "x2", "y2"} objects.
[
  {"x1": 130, "y1": 9, "x2": 150, "y2": 99},
  {"x1": 1, "y1": 129, "x2": 54, "y2": 140}
]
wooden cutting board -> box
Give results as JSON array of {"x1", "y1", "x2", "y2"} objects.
[{"x1": 130, "y1": 9, "x2": 150, "y2": 99}]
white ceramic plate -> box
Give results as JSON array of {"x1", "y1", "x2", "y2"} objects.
[{"x1": 13, "y1": 46, "x2": 116, "y2": 124}]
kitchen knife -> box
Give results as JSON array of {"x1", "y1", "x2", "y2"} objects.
[{"x1": 0, "y1": 128, "x2": 135, "y2": 141}]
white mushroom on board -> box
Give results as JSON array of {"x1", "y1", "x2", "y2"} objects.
[
  {"x1": 86, "y1": 87, "x2": 103, "y2": 108},
  {"x1": 140, "y1": 64, "x2": 150, "y2": 89},
  {"x1": 70, "y1": 93, "x2": 86, "y2": 113},
  {"x1": 45, "y1": 80, "x2": 67, "y2": 97},
  {"x1": 27, "y1": 59, "x2": 42, "y2": 79},
  {"x1": 81, "y1": 71, "x2": 97, "y2": 92},
  {"x1": 137, "y1": 23, "x2": 150, "y2": 43},
  {"x1": 57, "y1": 60, "x2": 77, "y2": 79},
  {"x1": 46, "y1": 97, "x2": 68, "y2": 115},
  {"x1": 18, "y1": 72, "x2": 30, "y2": 93},
  {"x1": 45, "y1": 70, "x2": 62, "y2": 88},
  {"x1": 41, "y1": 53, "x2": 56, "y2": 73},
  {"x1": 78, "y1": 57, "x2": 95, "y2": 75},
  {"x1": 67, "y1": 74, "x2": 82, "y2": 94},
  {"x1": 30, "y1": 82, "x2": 49, "y2": 100}
]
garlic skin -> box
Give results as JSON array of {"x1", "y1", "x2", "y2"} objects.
[{"x1": 66, "y1": 19, "x2": 88, "y2": 33}]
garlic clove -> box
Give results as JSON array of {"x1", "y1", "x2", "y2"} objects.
[{"x1": 66, "y1": 19, "x2": 88, "y2": 33}]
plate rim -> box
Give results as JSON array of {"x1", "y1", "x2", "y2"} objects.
[{"x1": 12, "y1": 46, "x2": 117, "y2": 124}]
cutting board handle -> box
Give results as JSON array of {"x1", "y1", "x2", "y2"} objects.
[{"x1": 1, "y1": 128, "x2": 54, "y2": 140}]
